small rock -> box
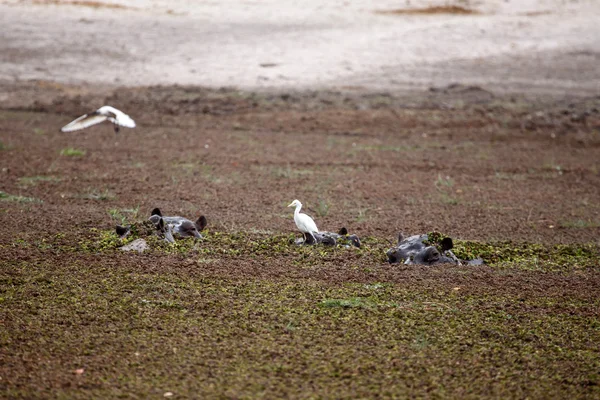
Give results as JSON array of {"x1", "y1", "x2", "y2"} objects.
[{"x1": 120, "y1": 238, "x2": 149, "y2": 253}]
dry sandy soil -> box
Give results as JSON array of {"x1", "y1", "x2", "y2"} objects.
[
  {"x1": 1, "y1": 0, "x2": 600, "y2": 399},
  {"x1": 1, "y1": 0, "x2": 600, "y2": 93}
]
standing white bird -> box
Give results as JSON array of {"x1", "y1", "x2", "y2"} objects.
[
  {"x1": 60, "y1": 106, "x2": 136, "y2": 133},
  {"x1": 287, "y1": 199, "x2": 319, "y2": 243}
]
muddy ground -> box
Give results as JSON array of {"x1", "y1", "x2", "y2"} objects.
[{"x1": 1, "y1": 81, "x2": 600, "y2": 398}]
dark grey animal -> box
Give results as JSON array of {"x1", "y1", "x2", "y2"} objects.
[
  {"x1": 116, "y1": 214, "x2": 175, "y2": 243},
  {"x1": 151, "y1": 208, "x2": 207, "y2": 239},
  {"x1": 296, "y1": 227, "x2": 361, "y2": 248},
  {"x1": 116, "y1": 208, "x2": 207, "y2": 243},
  {"x1": 387, "y1": 233, "x2": 483, "y2": 265}
]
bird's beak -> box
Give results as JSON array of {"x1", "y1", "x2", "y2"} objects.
[{"x1": 287, "y1": 202, "x2": 294, "y2": 207}]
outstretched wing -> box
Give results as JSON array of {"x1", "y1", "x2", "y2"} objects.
[
  {"x1": 100, "y1": 106, "x2": 136, "y2": 128},
  {"x1": 60, "y1": 112, "x2": 108, "y2": 132}
]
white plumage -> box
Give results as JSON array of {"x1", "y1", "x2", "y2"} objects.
[
  {"x1": 60, "y1": 106, "x2": 136, "y2": 133},
  {"x1": 288, "y1": 199, "x2": 319, "y2": 241}
]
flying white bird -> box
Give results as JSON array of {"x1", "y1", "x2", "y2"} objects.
[
  {"x1": 287, "y1": 199, "x2": 319, "y2": 243},
  {"x1": 60, "y1": 106, "x2": 136, "y2": 133}
]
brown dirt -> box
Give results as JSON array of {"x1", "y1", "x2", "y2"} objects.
[
  {"x1": 1, "y1": 80, "x2": 600, "y2": 398},
  {"x1": 376, "y1": 6, "x2": 480, "y2": 16},
  {"x1": 29, "y1": 0, "x2": 134, "y2": 9}
]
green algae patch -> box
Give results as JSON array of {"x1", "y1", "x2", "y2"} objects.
[
  {"x1": 453, "y1": 240, "x2": 600, "y2": 271},
  {"x1": 320, "y1": 297, "x2": 376, "y2": 309},
  {"x1": 11, "y1": 228, "x2": 600, "y2": 272},
  {"x1": 2, "y1": 258, "x2": 599, "y2": 399}
]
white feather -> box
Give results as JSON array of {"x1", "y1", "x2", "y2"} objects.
[
  {"x1": 60, "y1": 114, "x2": 108, "y2": 132},
  {"x1": 60, "y1": 105, "x2": 135, "y2": 132},
  {"x1": 288, "y1": 199, "x2": 319, "y2": 235}
]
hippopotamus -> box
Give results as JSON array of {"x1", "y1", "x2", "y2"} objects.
[
  {"x1": 116, "y1": 208, "x2": 207, "y2": 243},
  {"x1": 295, "y1": 227, "x2": 361, "y2": 248},
  {"x1": 150, "y1": 208, "x2": 207, "y2": 240},
  {"x1": 116, "y1": 213, "x2": 175, "y2": 243},
  {"x1": 386, "y1": 232, "x2": 483, "y2": 265}
]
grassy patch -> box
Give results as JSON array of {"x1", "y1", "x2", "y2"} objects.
[
  {"x1": 60, "y1": 147, "x2": 86, "y2": 157},
  {"x1": 320, "y1": 297, "x2": 375, "y2": 309},
  {"x1": 18, "y1": 175, "x2": 61, "y2": 187},
  {"x1": 1, "y1": 261, "x2": 598, "y2": 398},
  {"x1": 315, "y1": 198, "x2": 330, "y2": 217},
  {"x1": 434, "y1": 174, "x2": 460, "y2": 205},
  {"x1": 81, "y1": 188, "x2": 116, "y2": 201},
  {"x1": 559, "y1": 219, "x2": 600, "y2": 229},
  {"x1": 270, "y1": 164, "x2": 314, "y2": 179},
  {"x1": 108, "y1": 206, "x2": 140, "y2": 225},
  {"x1": 0, "y1": 191, "x2": 42, "y2": 204},
  {"x1": 453, "y1": 239, "x2": 599, "y2": 271},
  {"x1": 29, "y1": 228, "x2": 600, "y2": 272}
]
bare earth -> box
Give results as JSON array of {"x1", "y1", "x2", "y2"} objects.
[{"x1": 1, "y1": 0, "x2": 600, "y2": 399}]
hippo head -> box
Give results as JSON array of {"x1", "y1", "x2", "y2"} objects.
[
  {"x1": 337, "y1": 227, "x2": 361, "y2": 248},
  {"x1": 387, "y1": 233, "x2": 455, "y2": 265},
  {"x1": 149, "y1": 214, "x2": 175, "y2": 243},
  {"x1": 177, "y1": 220, "x2": 203, "y2": 239}
]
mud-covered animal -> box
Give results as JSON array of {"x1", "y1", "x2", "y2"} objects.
[
  {"x1": 386, "y1": 233, "x2": 483, "y2": 266},
  {"x1": 116, "y1": 214, "x2": 175, "y2": 243},
  {"x1": 295, "y1": 227, "x2": 361, "y2": 248},
  {"x1": 116, "y1": 208, "x2": 207, "y2": 243},
  {"x1": 150, "y1": 208, "x2": 207, "y2": 240}
]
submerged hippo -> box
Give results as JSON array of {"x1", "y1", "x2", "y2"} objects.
[
  {"x1": 386, "y1": 233, "x2": 483, "y2": 266},
  {"x1": 296, "y1": 227, "x2": 361, "y2": 248},
  {"x1": 116, "y1": 208, "x2": 207, "y2": 243},
  {"x1": 116, "y1": 213, "x2": 175, "y2": 243},
  {"x1": 150, "y1": 208, "x2": 207, "y2": 240}
]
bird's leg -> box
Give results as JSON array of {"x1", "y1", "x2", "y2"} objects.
[{"x1": 114, "y1": 125, "x2": 120, "y2": 134}]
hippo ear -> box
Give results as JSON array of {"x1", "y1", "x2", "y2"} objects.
[
  {"x1": 338, "y1": 227, "x2": 348, "y2": 235},
  {"x1": 195, "y1": 215, "x2": 207, "y2": 231},
  {"x1": 440, "y1": 237, "x2": 453, "y2": 251},
  {"x1": 116, "y1": 225, "x2": 129, "y2": 237},
  {"x1": 151, "y1": 208, "x2": 162, "y2": 217},
  {"x1": 397, "y1": 232, "x2": 404, "y2": 245}
]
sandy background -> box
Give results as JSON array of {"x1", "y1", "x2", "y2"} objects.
[{"x1": 1, "y1": 0, "x2": 599, "y2": 95}]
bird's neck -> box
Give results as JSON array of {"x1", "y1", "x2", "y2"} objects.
[{"x1": 294, "y1": 204, "x2": 302, "y2": 216}]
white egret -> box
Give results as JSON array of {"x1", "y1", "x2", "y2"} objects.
[
  {"x1": 60, "y1": 105, "x2": 136, "y2": 133},
  {"x1": 287, "y1": 199, "x2": 319, "y2": 243}
]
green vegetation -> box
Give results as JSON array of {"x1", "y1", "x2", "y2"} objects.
[
  {"x1": 315, "y1": 198, "x2": 331, "y2": 217},
  {"x1": 18, "y1": 175, "x2": 61, "y2": 187},
  {"x1": 559, "y1": 219, "x2": 600, "y2": 229},
  {"x1": 108, "y1": 206, "x2": 140, "y2": 225},
  {"x1": 24, "y1": 227, "x2": 598, "y2": 273},
  {"x1": 81, "y1": 188, "x2": 115, "y2": 201},
  {"x1": 60, "y1": 147, "x2": 86, "y2": 157},
  {"x1": 0, "y1": 191, "x2": 42, "y2": 203},
  {"x1": 1, "y1": 255, "x2": 598, "y2": 398}
]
